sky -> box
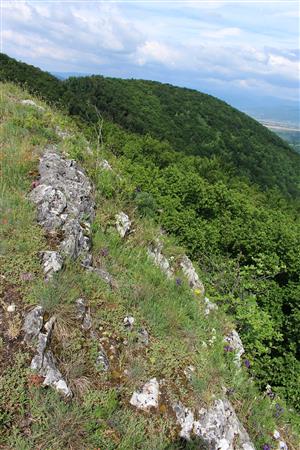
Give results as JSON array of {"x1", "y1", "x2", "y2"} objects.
[{"x1": 1, "y1": 0, "x2": 300, "y2": 122}]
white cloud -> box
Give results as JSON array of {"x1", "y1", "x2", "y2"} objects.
[
  {"x1": 135, "y1": 40, "x2": 182, "y2": 67},
  {"x1": 1, "y1": 0, "x2": 299, "y2": 103}
]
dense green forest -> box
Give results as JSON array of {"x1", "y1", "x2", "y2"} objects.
[{"x1": 1, "y1": 53, "x2": 300, "y2": 412}]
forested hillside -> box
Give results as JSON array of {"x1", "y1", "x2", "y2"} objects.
[
  {"x1": 1, "y1": 53, "x2": 300, "y2": 199},
  {"x1": 1, "y1": 53, "x2": 300, "y2": 416}
]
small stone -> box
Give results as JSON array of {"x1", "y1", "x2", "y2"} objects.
[
  {"x1": 99, "y1": 159, "x2": 112, "y2": 171},
  {"x1": 96, "y1": 348, "x2": 110, "y2": 371},
  {"x1": 115, "y1": 212, "x2": 131, "y2": 238},
  {"x1": 20, "y1": 272, "x2": 34, "y2": 281},
  {"x1": 55, "y1": 126, "x2": 72, "y2": 140},
  {"x1": 82, "y1": 313, "x2": 92, "y2": 331},
  {"x1": 75, "y1": 298, "x2": 86, "y2": 319},
  {"x1": 204, "y1": 297, "x2": 218, "y2": 315},
  {"x1": 184, "y1": 365, "x2": 195, "y2": 380},
  {"x1": 138, "y1": 328, "x2": 149, "y2": 345},
  {"x1": 130, "y1": 378, "x2": 160, "y2": 411},
  {"x1": 124, "y1": 316, "x2": 135, "y2": 328},
  {"x1": 7, "y1": 303, "x2": 16, "y2": 313},
  {"x1": 273, "y1": 430, "x2": 280, "y2": 440}
]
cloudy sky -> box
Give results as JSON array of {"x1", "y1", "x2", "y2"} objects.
[{"x1": 1, "y1": 0, "x2": 300, "y2": 119}]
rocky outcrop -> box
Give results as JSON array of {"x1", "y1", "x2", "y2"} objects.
[
  {"x1": 30, "y1": 148, "x2": 94, "y2": 266},
  {"x1": 29, "y1": 147, "x2": 115, "y2": 285},
  {"x1": 23, "y1": 306, "x2": 71, "y2": 397},
  {"x1": 115, "y1": 212, "x2": 131, "y2": 238},
  {"x1": 130, "y1": 378, "x2": 160, "y2": 411}
]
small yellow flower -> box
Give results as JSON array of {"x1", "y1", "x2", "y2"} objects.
[{"x1": 194, "y1": 289, "x2": 202, "y2": 296}]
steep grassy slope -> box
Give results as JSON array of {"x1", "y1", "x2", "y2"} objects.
[{"x1": 1, "y1": 83, "x2": 299, "y2": 449}]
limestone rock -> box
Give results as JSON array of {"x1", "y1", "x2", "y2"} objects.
[
  {"x1": 55, "y1": 126, "x2": 72, "y2": 140},
  {"x1": 99, "y1": 159, "x2": 112, "y2": 171},
  {"x1": 204, "y1": 297, "x2": 218, "y2": 316},
  {"x1": 124, "y1": 316, "x2": 135, "y2": 328},
  {"x1": 7, "y1": 304, "x2": 16, "y2": 313},
  {"x1": 24, "y1": 309, "x2": 71, "y2": 397},
  {"x1": 29, "y1": 147, "x2": 94, "y2": 273},
  {"x1": 138, "y1": 328, "x2": 149, "y2": 346},
  {"x1": 193, "y1": 399, "x2": 255, "y2": 450},
  {"x1": 116, "y1": 212, "x2": 131, "y2": 238},
  {"x1": 32, "y1": 350, "x2": 72, "y2": 397},
  {"x1": 224, "y1": 330, "x2": 245, "y2": 366},
  {"x1": 148, "y1": 241, "x2": 173, "y2": 279},
  {"x1": 173, "y1": 402, "x2": 195, "y2": 439},
  {"x1": 180, "y1": 255, "x2": 205, "y2": 296},
  {"x1": 21, "y1": 99, "x2": 44, "y2": 111},
  {"x1": 23, "y1": 306, "x2": 44, "y2": 343},
  {"x1": 87, "y1": 266, "x2": 113, "y2": 286},
  {"x1": 75, "y1": 298, "x2": 92, "y2": 331},
  {"x1": 75, "y1": 298, "x2": 86, "y2": 320},
  {"x1": 96, "y1": 347, "x2": 110, "y2": 371},
  {"x1": 273, "y1": 430, "x2": 288, "y2": 450},
  {"x1": 40, "y1": 251, "x2": 63, "y2": 280},
  {"x1": 130, "y1": 378, "x2": 160, "y2": 411}
]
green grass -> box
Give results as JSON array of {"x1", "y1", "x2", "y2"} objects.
[{"x1": 0, "y1": 82, "x2": 299, "y2": 449}]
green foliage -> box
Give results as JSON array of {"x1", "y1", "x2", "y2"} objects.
[
  {"x1": 0, "y1": 353, "x2": 29, "y2": 431},
  {"x1": 135, "y1": 191, "x2": 158, "y2": 218}
]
